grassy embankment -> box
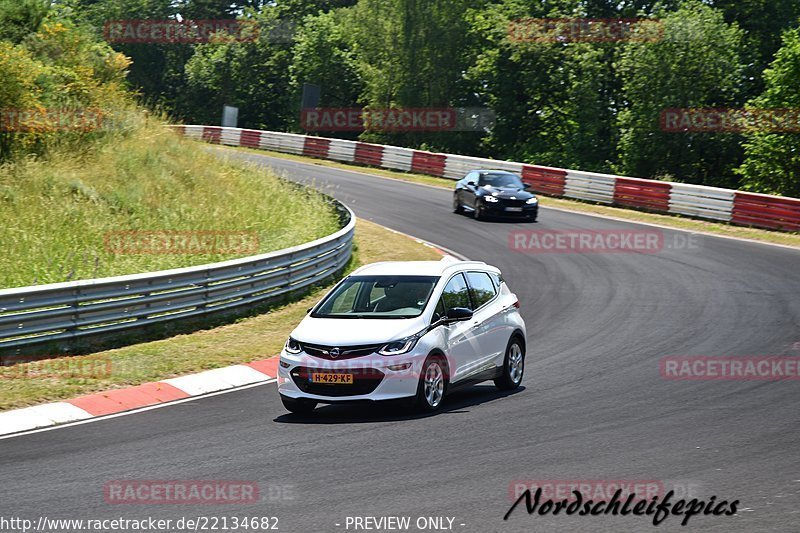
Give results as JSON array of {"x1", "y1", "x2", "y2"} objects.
[{"x1": 0, "y1": 119, "x2": 341, "y2": 288}]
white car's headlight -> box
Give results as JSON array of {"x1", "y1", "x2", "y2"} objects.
[
  {"x1": 485, "y1": 195, "x2": 499, "y2": 203},
  {"x1": 526, "y1": 197, "x2": 538, "y2": 204},
  {"x1": 379, "y1": 330, "x2": 425, "y2": 356},
  {"x1": 284, "y1": 337, "x2": 302, "y2": 354}
]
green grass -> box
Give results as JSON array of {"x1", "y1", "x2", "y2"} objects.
[
  {"x1": 227, "y1": 144, "x2": 800, "y2": 249},
  {"x1": 0, "y1": 118, "x2": 341, "y2": 288},
  {"x1": 0, "y1": 220, "x2": 443, "y2": 411}
]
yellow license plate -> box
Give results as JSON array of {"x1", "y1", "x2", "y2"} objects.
[{"x1": 311, "y1": 373, "x2": 354, "y2": 384}]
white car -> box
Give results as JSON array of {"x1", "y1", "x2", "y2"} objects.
[{"x1": 277, "y1": 257, "x2": 527, "y2": 414}]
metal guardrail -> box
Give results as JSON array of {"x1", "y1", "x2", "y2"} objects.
[{"x1": 0, "y1": 202, "x2": 355, "y2": 360}]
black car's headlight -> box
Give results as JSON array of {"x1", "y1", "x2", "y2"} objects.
[
  {"x1": 485, "y1": 195, "x2": 499, "y2": 203},
  {"x1": 284, "y1": 337, "x2": 302, "y2": 354},
  {"x1": 526, "y1": 197, "x2": 538, "y2": 204},
  {"x1": 379, "y1": 331, "x2": 425, "y2": 356}
]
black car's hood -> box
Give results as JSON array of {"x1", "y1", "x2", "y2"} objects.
[{"x1": 479, "y1": 185, "x2": 536, "y2": 200}]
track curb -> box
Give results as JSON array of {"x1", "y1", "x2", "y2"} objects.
[{"x1": 0, "y1": 357, "x2": 279, "y2": 437}]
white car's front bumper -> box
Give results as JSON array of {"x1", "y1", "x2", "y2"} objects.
[{"x1": 276, "y1": 349, "x2": 426, "y2": 402}]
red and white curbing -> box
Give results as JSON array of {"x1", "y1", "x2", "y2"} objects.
[
  {"x1": 174, "y1": 124, "x2": 800, "y2": 232},
  {"x1": 0, "y1": 357, "x2": 279, "y2": 437}
]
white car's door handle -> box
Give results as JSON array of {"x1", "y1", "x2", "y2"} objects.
[{"x1": 471, "y1": 321, "x2": 480, "y2": 328}]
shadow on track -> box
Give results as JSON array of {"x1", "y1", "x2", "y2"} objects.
[
  {"x1": 452, "y1": 210, "x2": 538, "y2": 224},
  {"x1": 272, "y1": 385, "x2": 525, "y2": 424}
]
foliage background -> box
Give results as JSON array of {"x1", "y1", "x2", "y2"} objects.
[{"x1": 3, "y1": 0, "x2": 800, "y2": 195}]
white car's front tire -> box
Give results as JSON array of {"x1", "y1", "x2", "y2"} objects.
[{"x1": 413, "y1": 355, "x2": 449, "y2": 412}]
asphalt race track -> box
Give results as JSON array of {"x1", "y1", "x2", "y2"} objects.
[{"x1": 2, "y1": 149, "x2": 799, "y2": 532}]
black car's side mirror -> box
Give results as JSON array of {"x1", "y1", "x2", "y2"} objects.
[
  {"x1": 466, "y1": 181, "x2": 477, "y2": 187},
  {"x1": 523, "y1": 183, "x2": 532, "y2": 190},
  {"x1": 445, "y1": 307, "x2": 473, "y2": 322}
]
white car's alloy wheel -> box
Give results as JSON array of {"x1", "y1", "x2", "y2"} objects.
[
  {"x1": 424, "y1": 361, "x2": 445, "y2": 408},
  {"x1": 509, "y1": 343, "x2": 524, "y2": 384},
  {"x1": 495, "y1": 337, "x2": 525, "y2": 391}
]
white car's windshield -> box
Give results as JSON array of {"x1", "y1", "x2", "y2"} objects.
[{"x1": 312, "y1": 275, "x2": 439, "y2": 319}]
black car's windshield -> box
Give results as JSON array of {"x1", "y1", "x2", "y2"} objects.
[
  {"x1": 479, "y1": 172, "x2": 524, "y2": 188},
  {"x1": 312, "y1": 275, "x2": 439, "y2": 319}
]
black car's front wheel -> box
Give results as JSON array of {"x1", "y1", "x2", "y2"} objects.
[
  {"x1": 453, "y1": 193, "x2": 463, "y2": 214},
  {"x1": 474, "y1": 200, "x2": 486, "y2": 221}
]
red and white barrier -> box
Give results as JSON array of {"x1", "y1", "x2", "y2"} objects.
[
  {"x1": 614, "y1": 176, "x2": 671, "y2": 212},
  {"x1": 669, "y1": 182, "x2": 734, "y2": 222},
  {"x1": 522, "y1": 165, "x2": 566, "y2": 197},
  {"x1": 733, "y1": 191, "x2": 800, "y2": 231},
  {"x1": 563, "y1": 169, "x2": 617, "y2": 204},
  {"x1": 328, "y1": 138, "x2": 357, "y2": 163},
  {"x1": 240, "y1": 128, "x2": 261, "y2": 148},
  {"x1": 382, "y1": 145, "x2": 414, "y2": 172},
  {"x1": 174, "y1": 125, "x2": 800, "y2": 233},
  {"x1": 303, "y1": 136, "x2": 330, "y2": 158}
]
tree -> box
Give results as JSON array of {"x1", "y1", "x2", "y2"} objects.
[
  {"x1": 615, "y1": 1, "x2": 745, "y2": 186},
  {"x1": 466, "y1": 0, "x2": 621, "y2": 168},
  {"x1": 737, "y1": 28, "x2": 800, "y2": 197},
  {"x1": 289, "y1": 10, "x2": 362, "y2": 109},
  {"x1": 179, "y1": 0, "x2": 358, "y2": 127},
  {"x1": 710, "y1": 0, "x2": 800, "y2": 98},
  {"x1": 0, "y1": 10, "x2": 130, "y2": 159},
  {"x1": 0, "y1": 0, "x2": 49, "y2": 44},
  {"x1": 343, "y1": 0, "x2": 475, "y2": 109},
  {"x1": 183, "y1": 6, "x2": 301, "y2": 129},
  {"x1": 67, "y1": 0, "x2": 182, "y2": 109},
  {"x1": 339, "y1": 0, "x2": 482, "y2": 152}
]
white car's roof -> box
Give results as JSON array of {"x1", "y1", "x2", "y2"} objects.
[{"x1": 351, "y1": 257, "x2": 498, "y2": 277}]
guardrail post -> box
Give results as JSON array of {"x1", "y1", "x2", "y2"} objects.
[
  {"x1": 69, "y1": 286, "x2": 80, "y2": 350},
  {"x1": 201, "y1": 267, "x2": 211, "y2": 315}
]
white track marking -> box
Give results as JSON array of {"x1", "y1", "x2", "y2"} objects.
[
  {"x1": 0, "y1": 402, "x2": 92, "y2": 436},
  {"x1": 162, "y1": 365, "x2": 270, "y2": 395}
]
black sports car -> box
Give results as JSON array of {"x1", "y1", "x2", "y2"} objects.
[{"x1": 453, "y1": 170, "x2": 539, "y2": 221}]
